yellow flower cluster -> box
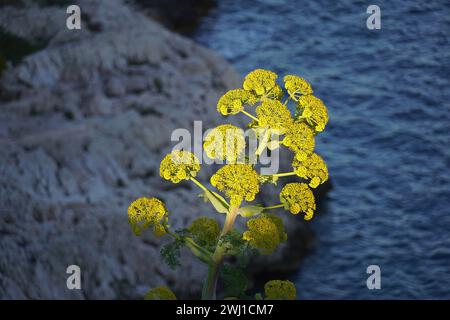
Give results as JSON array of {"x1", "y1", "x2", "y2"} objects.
[
  {"x1": 160, "y1": 150, "x2": 200, "y2": 183},
  {"x1": 125, "y1": 68, "x2": 331, "y2": 300},
  {"x1": 210, "y1": 164, "x2": 260, "y2": 207},
  {"x1": 243, "y1": 214, "x2": 287, "y2": 254},
  {"x1": 265, "y1": 84, "x2": 284, "y2": 100},
  {"x1": 145, "y1": 286, "x2": 177, "y2": 300},
  {"x1": 292, "y1": 153, "x2": 328, "y2": 188},
  {"x1": 283, "y1": 75, "x2": 313, "y2": 100},
  {"x1": 280, "y1": 183, "x2": 316, "y2": 220},
  {"x1": 264, "y1": 280, "x2": 296, "y2": 300},
  {"x1": 243, "y1": 69, "x2": 279, "y2": 98},
  {"x1": 217, "y1": 89, "x2": 257, "y2": 115},
  {"x1": 255, "y1": 99, "x2": 293, "y2": 133},
  {"x1": 298, "y1": 95, "x2": 328, "y2": 133},
  {"x1": 189, "y1": 216, "x2": 220, "y2": 249},
  {"x1": 128, "y1": 197, "x2": 168, "y2": 236},
  {"x1": 282, "y1": 122, "x2": 315, "y2": 161},
  {"x1": 204, "y1": 124, "x2": 246, "y2": 163}
]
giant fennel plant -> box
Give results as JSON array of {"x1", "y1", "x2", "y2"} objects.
[{"x1": 127, "y1": 69, "x2": 329, "y2": 300}]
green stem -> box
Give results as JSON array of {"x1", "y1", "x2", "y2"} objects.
[
  {"x1": 221, "y1": 206, "x2": 239, "y2": 237},
  {"x1": 290, "y1": 90, "x2": 300, "y2": 102},
  {"x1": 191, "y1": 177, "x2": 231, "y2": 210},
  {"x1": 185, "y1": 237, "x2": 213, "y2": 264},
  {"x1": 242, "y1": 110, "x2": 259, "y2": 122},
  {"x1": 283, "y1": 96, "x2": 291, "y2": 106},
  {"x1": 165, "y1": 227, "x2": 213, "y2": 264},
  {"x1": 190, "y1": 177, "x2": 208, "y2": 192},
  {"x1": 264, "y1": 204, "x2": 284, "y2": 210},
  {"x1": 202, "y1": 206, "x2": 239, "y2": 300},
  {"x1": 202, "y1": 261, "x2": 221, "y2": 300},
  {"x1": 272, "y1": 171, "x2": 296, "y2": 178},
  {"x1": 165, "y1": 228, "x2": 180, "y2": 240}
]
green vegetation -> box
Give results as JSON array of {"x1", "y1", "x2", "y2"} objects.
[{"x1": 0, "y1": 28, "x2": 48, "y2": 76}]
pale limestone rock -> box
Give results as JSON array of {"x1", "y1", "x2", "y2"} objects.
[{"x1": 0, "y1": 0, "x2": 308, "y2": 299}]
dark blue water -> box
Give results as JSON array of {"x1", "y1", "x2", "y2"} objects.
[{"x1": 195, "y1": 0, "x2": 450, "y2": 299}]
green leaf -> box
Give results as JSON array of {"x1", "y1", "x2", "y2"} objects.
[
  {"x1": 160, "y1": 240, "x2": 183, "y2": 269},
  {"x1": 220, "y1": 230, "x2": 248, "y2": 257},
  {"x1": 160, "y1": 229, "x2": 189, "y2": 269},
  {"x1": 221, "y1": 264, "x2": 249, "y2": 298},
  {"x1": 239, "y1": 205, "x2": 265, "y2": 218},
  {"x1": 211, "y1": 191, "x2": 229, "y2": 206},
  {"x1": 184, "y1": 237, "x2": 213, "y2": 264},
  {"x1": 199, "y1": 190, "x2": 229, "y2": 214}
]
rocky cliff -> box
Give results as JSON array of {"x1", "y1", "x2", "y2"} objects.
[{"x1": 0, "y1": 0, "x2": 312, "y2": 299}]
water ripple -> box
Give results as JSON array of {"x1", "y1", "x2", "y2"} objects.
[{"x1": 195, "y1": 0, "x2": 450, "y2": 299}]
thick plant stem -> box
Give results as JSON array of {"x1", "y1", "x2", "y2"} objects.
[
  {"x1": 221, "y1": 206, "x2": 238, "y2": 236},
  {"x1": 202, "y1": 206, "x2": 239, "y2": 300},
  {"x1": 202, "y1": 259, "x2": 222, "y2": 300}
]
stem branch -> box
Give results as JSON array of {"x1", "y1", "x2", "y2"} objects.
[
  {"x1": 190, "y1": 177, "x2": 208, "y2": 192},
  {"x1": 165, "y1": 227, "x2": 213, "y2": 264},
  {"x1": 264, "y1": 204, "x2": 284, "y2": 210},
  {"x1": 242, "y1": 110, "x2": 259, "y2": 122},
  {"x1": 273, "y1": 171, "x2": 296, "y2": 178}
]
